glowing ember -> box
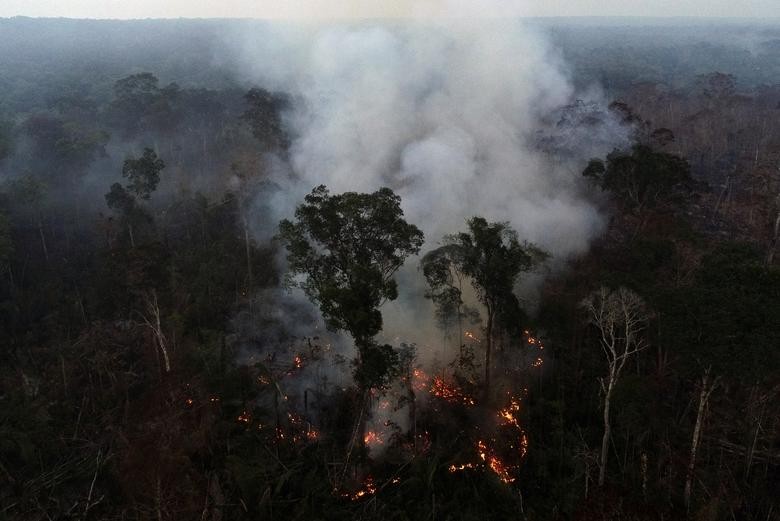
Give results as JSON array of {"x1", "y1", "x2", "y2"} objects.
[
  {"x1": 364, "y1": 430, "x2": 384, "y2": 446},
  {"x1": 464, "y1": 330, "x2": 481, "y2": 343},
  {"x1": 477, "y1": 440, "x2": 516, "y2": 484},
  {"x1": 237, "y1": 411, "x2": 251, "y2": 424},
  {"x1": 293, "y1": 355, "x2": 303, "y2": 368},
  {"x1": 344, "y1": 476, "x2": 377, "y2": 501},
  {"x1": 185, "y1": 398, "x2": 194, "y2": 406},
  {"x1": 520, "y1": 433, "x2": 529, "y2": 457},
  {"x1": 521, "y1": 329, "x2": 546, "y2": 366},
  {"x1": 412, "y1": 368, "x2": 430, "y2": 392},
  {"x1": 498, "y1": 398, "x2": 522, "y2": 429},
  {"x1": 430, "y1": 376, "x2": 476, "y2": 406},
  {"x1": 448, "y1": 462, "x2": 478, "y2": 472}
]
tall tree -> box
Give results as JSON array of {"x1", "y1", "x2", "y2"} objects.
[
  {"x1": 241, "y1": 88, "x2": 289, "y2": 151},
  {"x1": 659, "y1": 244, "x2": 780, "y2": 507},
  {"x1": 420, "y1": 243, "x2": 469, "y2": 352},
  {"x1": 583, "y1": 144, "x2": 691, "y2": 211},
  {"x1": 581, "y1": 286, "x2": 648, "y2": 487},
  {"x1": 122, "y1": 148, "x2": 165, "y2": 200},
  {"x1": 277, "y1": 184, "x2": 423, "y2": 390},
  {"x1": 7, "y1": 175, "x2": 48, "y2": 261},
  {"x1": 22, "y1": 113, "x2": 108, "y2": 187},
  {"x1": 105, "y1": 148, "x2": 165, "y2": 247},
  {"x1": 422, "y1": 217, "x2": 547, "y2": 397},
  {"x1": 278, "y1": 185, "x2": 422, "y2": 465}
]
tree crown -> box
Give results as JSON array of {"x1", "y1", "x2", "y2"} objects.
[
  {"x1": 121, "y1": 148, "x2": 165, "y2": 200},
  {"x1": 278, "y1": 185, "x2": 424, "y2": 343}
]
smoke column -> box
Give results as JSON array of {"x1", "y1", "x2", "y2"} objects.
[{"x1": 230, "y1": 17, "x2": 623, "y2": 357}]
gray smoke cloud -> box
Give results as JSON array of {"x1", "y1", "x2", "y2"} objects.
[
  {"x1": 225, "y1": 19, "x2": 632, "y2": 450},
  {"x1": 230, "y1": 18, "x2": 626, "y2": 365},
  {"x1": 235, "y1": 20, "x2": 608, "y2": 254}
]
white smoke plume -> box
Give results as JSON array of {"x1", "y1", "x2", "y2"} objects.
[
  {"x1": 235, "y1": 20, "x2": 607, "y2": 255},
  {"x1": 229, "y1": 17, "x2": 627, "y2": 367},
  {"x1": 226, "y1": 18, "x2": 629, "y2": 452}
]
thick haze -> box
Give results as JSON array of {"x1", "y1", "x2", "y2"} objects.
[
  {"x1": 235, "y1": 21, "x2": 608, "y2": 257},
  {"x1": 225, "y1": 19, "x2": 629, "y2": 366},
  {"x1": 1, "y1": 0, "x2": 779, "y2": 19}
]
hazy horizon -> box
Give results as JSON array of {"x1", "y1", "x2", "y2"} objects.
[{"x1": 1, "y1": 0, "x2": 779, "y2": 20}]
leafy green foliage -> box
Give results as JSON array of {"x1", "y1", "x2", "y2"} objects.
[
  {"x1": 660, "y1": 243, "x2": 780, "y2": 380},
  {"x1": 109, "y1": 72, "x2": 183, "y2": 136},
  {"x1": 22, "y1": 113, "x2": 108, "y2": 184},
  {"x1": 423, "y1": 217, "x2": 547, "y2": 336},
  {"x1": 278, "y1": 185, "x2": 423, "y2": 349},
  {"x1": 104, "y1": 182, "x2": 136, "y2": 214},
  {"x1": 584, "y1": 144, "x2": 691, "y2": 209},
  {"x1": 241, "y1": 87, "x2": 289, "y2": 150},
  {"x1": 353, "y1": 342, "x2": 400, "y2": 391},
  {"x1": 453, "y1": 217, "x2": 547, "y2": 310},
  {"x1": 121, "y1": 147, "x2": 165, "y2": 200}
]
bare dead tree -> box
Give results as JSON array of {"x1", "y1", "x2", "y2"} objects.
[
  {"x1": 684, "y1": 366, "x2": 719, "y2": 509},
  {"x1": 138, "y1": 289, "x2": 171, "y2": 373},
  {"x1": 581, "y1": 286, "x2": 648, "y2": 487}
]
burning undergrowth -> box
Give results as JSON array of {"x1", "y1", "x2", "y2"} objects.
[
  {"x1": 214, "y1": 16, "x2": 627, "y2": 506},
  {"x1": 210, "y1": 308, "x2": 547, "y2": 500}
]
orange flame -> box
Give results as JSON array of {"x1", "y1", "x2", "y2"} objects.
[
  {"x1": 412, "y1": 368, "x2": 430, "y2": 392},
  {"x1": 448, "y1": 462, "x2": 478, "y2": 472},
  {"x1": 430, "y1": 376, "x2": 476, "y2": 406},
  {"x1": 364, "y1": 430, "x2": 384, "y2": 446},
  {"x1": 464, "y1": 330, "x2": 481, "y2": 343},
  {"x1": 477, "y1": 440, "x2": 516, "y2": 484},
  {"x1": 345, "y1": 476, "x2": 377, "y2": 501}
]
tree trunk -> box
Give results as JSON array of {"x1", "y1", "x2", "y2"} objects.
[
  {"x1": 128, "y1": 222, "x2": 135, "y2": 248},
  {"x1": 38, "y1": 218, "x2": 49, "y2": 262},
  {"x1": 584, "y1": 460, "x2": 590, "y2": 498},
  {"x1": 599, "y1": 379, "x2": 613, "y2": 487},
  {"x1": 484, "y1": 306, "x2": 493, "y2": 398},
  {"x1": 142, "y1": 290, "x2": 170, "y2": 373},
  {"x1": 406, "y1": 376, "x2": 417, "y2": 453},
  {"x1": 766, "y1": 208, "x2": 780, "y2": 265},
  {"x1": 456, "y1": 275, "x2": 464, "y2": 359},
  {"x1": 242, "y1": 213, "x2": 253, "y2": 287},
  {"x1": 684, "y1": 368, "x2": 713, "y2": 508}
]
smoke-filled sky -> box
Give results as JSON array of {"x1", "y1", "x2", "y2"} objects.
[{"x1": 1, "y1": 0, "x2": 778, "y2": 19}]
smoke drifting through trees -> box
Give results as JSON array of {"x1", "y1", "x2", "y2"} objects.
[
  {"x1": 2, "y1": 15, "x2": 780, "y2": 520},
  {"x1": 230, "y1": 20, "x2": 628, "y2": 356},
  {"x1": 235, "y1": 21, "x2": 611, "y2": 253}
]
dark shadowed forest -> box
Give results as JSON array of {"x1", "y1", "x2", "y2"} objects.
[{"x1": 0, "y1": 17, "x2": 779, "y2": 521}]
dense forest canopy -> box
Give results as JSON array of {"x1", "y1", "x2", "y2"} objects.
[{"x1": 0, "y1": 16, "x2": 779, "y2": 521}]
